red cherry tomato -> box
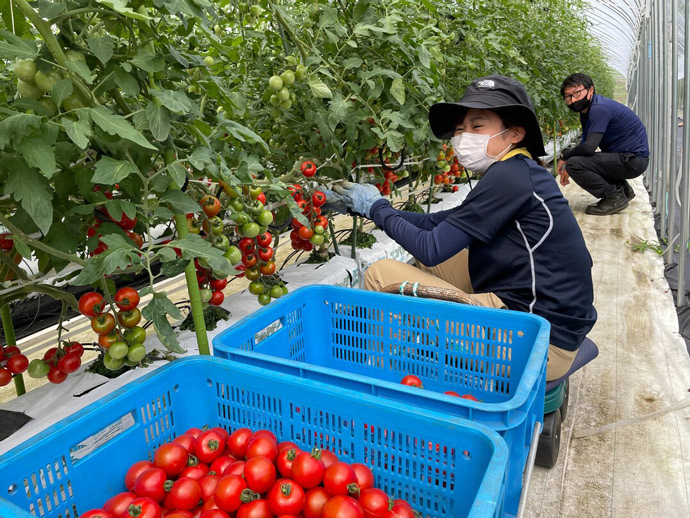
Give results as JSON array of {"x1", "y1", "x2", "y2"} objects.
[
  {"x1": 47, "y1": 366, "x2": 68, "y2": 384},
  {"x1": 322, "y1": 495, "x2": 364, "y2": 518},
  {"x1": 114, "y1": 287, "x2": 140, "y2": 311},
  {"x1": 78, "y1": 292, "x2": 104, "y2": 317},
  {"x1": 243, "y1": 455, "x2": 277, "y2": 494},
  {"x1": 0, "y1": 367, "x2": 12, "y2": 386},
  {"x1": 7, "y1": 354, "x2": 29, "y2": 374},
  {"x1": 301, "y1": 161, "x2": 317, "y2": 177},
  {"x1": 400, "y1": 374, "x2": 423, "y2": 388},
  {"x1": 153, "y1": 442, "x2": 189, "y2": 477},
  {"x1": 209, "y1": 291, "x2": 225, "y2": 306},
  {"x1": 226, "y1": 428, "x2": 252, "y2": 458},
  {"x1": 322, "y1": 462, "x2": 357, "y2": 497},
  {"x1": 125, "y1": 460, "x2": 154, "y2": 492}
]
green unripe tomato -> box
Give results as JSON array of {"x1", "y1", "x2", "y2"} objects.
[
  {"x1": 217, "y1": 106, "x2": 225, "y2": 115},
  {"x1": 224, "y1": 245, "x2": 242, "y2": 265},
  {"x1": 213, "y1": 234, "x2": 230, "y2": 251},
  {"x1": 249, "y1": 186, "x2": 263, "y2": 200},
  {"x1": 65, "y1": 50, "x2": 86, "y2": 63},
  {"x1": 17, "y1": 80, "x2": 43, "y2": 100},
  {"x1": 313, "y1": 224, "x2": 325, "y2": 235},
  {"x1": 204, "y1": 56, "x2": 215, "y2": 66},
  {"x1": 295, "y1": 64, "x2": 307, "y2": 81},
  {"x1": 15, "y1": 59, "x2": 37, "y2": 84},
  {"x1": 214, "y1": 24, "x2": 222, "y2": 35},
  {"x1": 310, "y1": 234, "x2": 324, "y2": 246},
  {"x1": 281, "y1": 285, "x2": 289, "y2": 296},
  {"x1": 241, "y1": 222, "x2": 260, "y2": 238},
  {"x1": 443, "y1": 164, "x2": 451, "y2": 173},
  {"x1": 248, "y1": 281, "x2": 264, "y2": 295},
  {"x1": 269, "y1": 94, "x2": 280, "y2": 106},
  {"x1": 249, "y1": 201, "x2": 264, "y2": 215},
  {"x1": 270, "y1": 107, "x2": 282, "y2": 118},
  {"x1": 276, "y1": 87, "x2": 290, "y2": 102},
  {"x1": 103, "y1": 353, "x2": 125, "y2": 371},
  {"x1": 37, "y1": 97, "x2": 58, "y2": 116},
  {"x1": 286, "y1": 55, "x2": 298, "y2": 66},
  {"x1": 281, "y1": 70, "x2": 295, "y2": 86},
  {"x1": 238, "y1": 2, "x2": 249, "y2": 13},
  {"x1": 258, "y1": 293, "x2": 272, "y2": 306},
  {"x1": 233, "y1": 212, "x2": 249, "y2": 226},
  {"x1": 127, "y1": 343, "x2": 147, "y2": 363},
  {"x1": 62, "y1": 93, "x2": 86, "y2": 111},
  {"x1": 270, "y1": 285, "x2": 284, "y2": 299},
  {"x1": 124, "y1": 326, "x2": 147, "y2": 345},
  {"x1": 250, "y1": 5, "x2": 263, "y2": 16},
  {"x1": 399, "y1": 170, "x2": 409, "y2": 178},
  {"x1": 108, "y1": 341, "x2": 129, "y2": 360},
  {"x1": 279, "y1": 100, "x2": 292, "y2": 110},
  {"x1": 27, "y1": 359, "x2": 50, "y2": 378},
  {"x1": 257, "y1": 210, "x2": 273, "y2": 226},
  {"x1": 269, "y1": 75, "x2": 284, "y2": 91},
  {"x1": 34, "y1": 69, "x2": 63, "y2": 93},
  {"x1": 199, "y1": 288, "x2": 213, "y2": 303}
]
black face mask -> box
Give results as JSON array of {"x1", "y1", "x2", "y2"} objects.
[{"x1": 568, "y1": 94, "x2": 591, "y2": 112}]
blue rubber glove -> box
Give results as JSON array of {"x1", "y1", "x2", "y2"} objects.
[
  {"x1": 321, "y1": 188, "x2": 349, "y2": 215},
  {"x1": 332, "y1": 181, "x2": 382, "y2": 218}
]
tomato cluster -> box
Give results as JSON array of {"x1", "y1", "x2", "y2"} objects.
[
  {"x1": 400, "y1": 374, "x2": 479, "y2": 401},
  {"x1": 0, "y1": 345, "x2": 29, "y2": 387},
  {"x1": 87, "y1": 201, "x2": 142, "y2": 257},
  {"x1": 194, "y1": 259, "x2": 227, "y2": 308},
  {"x1": 356, "y1": 147, "x2": 408, "y2": 197},
  {"x1": 78, "y1": 288, "x2": 148, "y2": 371},
  {"x1": 267, "y1": 64, "x2": 306, "y2": 112},
  {"x1": 32, "y1": 341, "x2": 86, "y2": 384},
  {"x1": 287, "y1": 172, "x2": 330, "y2": 255},
  {"x1": 79, "y1": 425, "x2": 417, "y2": 518},
  {"x1": 433, "y1": 146, "x2": 464, "y2": 187}
]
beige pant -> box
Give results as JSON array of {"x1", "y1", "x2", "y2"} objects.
[{"x1": 363, "y1": 252, "x2": 576, "y2": 382}]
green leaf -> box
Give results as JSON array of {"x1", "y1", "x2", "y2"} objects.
[
  {"x1": 309, "y1": 78, "x2": 333, "y2": 99},
  {"x1": 17, "y1": 136, "x2": 57, "y2": 178},
  {"x1": 96, "y1": 0, "x2": 151, "y2": 20},
  {"x1": 146, "y1": 102, "x2": 171, "y2": 141},
  {"x1": 113, "y1": 67, "x2": 140, "y2": 97},
  {"x1": 92, "y1": 156, "x2": 140, "y2": 184},
  {"x1": 160, "y1": 258, "x2": 188, "y2": 278},
  {"x1": 390, "y1": 78, "x2": 406, "y2": 105},
  {"x1": 167, "y1": 162, "x2": 188, "y2": 189},
  {"x1": 5, "y1": 162, "x2": 53, "y2": 234},
  {"x1": 86, "y1": 106, "x2": 157, "y2": 150},
  {"x1": 51, "y1": 79, "x2": 73, "y2": 107},
  {"x1": 62, "y1": 116, "x2": 92, "y2": 149},
  {"x1": 1, "y1": 0, "x2": 31, "y2": 38},
  {"x1": 169, "y1": 234, "x2": 232, "y2": 277},
  {"x1": 38, "y1": 0, "x2": 66, "y2": 18},
  {"x1": 0, "y1": 30, "x2": 38, "y2": 60},
  {"x1": 160, "y1": 189, "x2": 201, "y2": 214},
  {"x1": 130, "y1": 50, "x2": 165, "y2": 73},
  {"x1": 219, "y1": 120, "x2": 268, "y2": 150},
  {"x1": 66, "y1": 60, "x2": 94, "y2": 84},
  {"x1": 141, "y1": 294, "x2": 185, "y2": 353},
  {"x1": 0, "y1": 113, "x2": 42, "y2": 149},
  {"x1": 418, "y1": 45, "x2": 431, "y2": 69},
  {"x1": 105, "y1": 199, "x2": 137, "y2": 221},
  {"x1": 328, "y1": 95, "x2": 351, "y2": 126},
  {"x1": 386, "y1": 130, "x2": 405, "y2": 153},
  {"x1": 150, "y1": 89, "x2": 196, "y2": 114},
  {"x1": 342, "y1": 57, "x2": 363, "y2": 70},
  {"x1": 87, "y1": 36, "x2": 115, "y2": 64}
]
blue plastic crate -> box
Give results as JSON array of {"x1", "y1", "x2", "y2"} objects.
[
  {"x1": 0, "y1": 356, "x2": 508, "y2": 518},
  {"x1": 213, "y1": 285, "x2": 550, "y2": 517}
]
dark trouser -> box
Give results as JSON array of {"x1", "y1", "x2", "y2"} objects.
[{"x1": 565, "y1": 153, "x2": 649, "y2": 198}]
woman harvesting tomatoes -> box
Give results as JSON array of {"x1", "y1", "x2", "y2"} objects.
[{"x1": 324, "y1": 75, "x2": 597, "y2": 382}]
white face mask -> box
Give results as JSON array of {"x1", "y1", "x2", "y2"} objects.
[{"x1": 451, "y1": 128, "x2": 511, "y2": 174}]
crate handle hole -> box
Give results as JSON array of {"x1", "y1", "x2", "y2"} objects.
[
  {"x1": 7, "y1": 483, "x2": 17, "y2": 495},
  {"x1": 173, "y1": 384, "x2": 180, "y2": 392},
  {"x1": 463, "y1": 450, "x2": 471, "y2": 460}
]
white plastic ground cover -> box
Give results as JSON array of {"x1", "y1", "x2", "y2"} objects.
[{"x1": 0, "y1": 190, "x2": 469, "y2": 451}]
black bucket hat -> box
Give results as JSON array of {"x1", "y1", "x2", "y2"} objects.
[{"x1": 429, "y1": 75, "x2": 547, "y2": 158}]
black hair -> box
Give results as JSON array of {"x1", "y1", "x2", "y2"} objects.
[{"x1": 560, "y1": 73, "x2": 594, "y2": 97}]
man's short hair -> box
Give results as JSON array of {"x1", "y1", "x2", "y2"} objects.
[{"x1": 560, "y1": 73, "x2": 594, "y2": 97}]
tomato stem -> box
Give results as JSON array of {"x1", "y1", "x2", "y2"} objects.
[{"x1": 1, "y1": 305, "x2": 25, "y2": 396}]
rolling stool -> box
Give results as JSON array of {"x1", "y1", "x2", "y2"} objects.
[{"x1": 535, "y1": 337, "x2": 599, "y2": 467}]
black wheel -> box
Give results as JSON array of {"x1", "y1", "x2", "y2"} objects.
[
  {"x1": 535, "y1": 409, "x2": 562, "y2": 468},
  {"x1": 560, "y1": 379, "x2": 570, "y2": 422}
]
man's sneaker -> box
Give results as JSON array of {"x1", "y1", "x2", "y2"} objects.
[
  {"x1": 621, "y1": 181, "x2": 635, "y2": 201},
  {"x1": 585, "y1": 187, "x2": 629, "y2": 215}
]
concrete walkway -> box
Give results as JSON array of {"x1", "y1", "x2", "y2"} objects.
[{"x1": 524, "y1": 177, "x2": 690, "y2": 517}]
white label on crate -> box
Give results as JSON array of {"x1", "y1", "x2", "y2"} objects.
[
  {"x1": 69, "y1": 412, "x2": 136, "y2": 462},
  {"x1": 255, "y1": 319, "x2": 283, "y2": 344}
]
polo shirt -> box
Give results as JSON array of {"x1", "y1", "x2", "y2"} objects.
[{"x1": 581, "y1": 94, "x2": 649, "y2": 156}]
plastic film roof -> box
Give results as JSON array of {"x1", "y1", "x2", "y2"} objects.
[{"x1": 584, "y1": 0, "x2": 648, "y2": 76}]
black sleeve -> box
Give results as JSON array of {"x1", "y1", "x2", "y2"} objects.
[{"x1": 561, "y1": 132, "x2": 604, "y2": 160}]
